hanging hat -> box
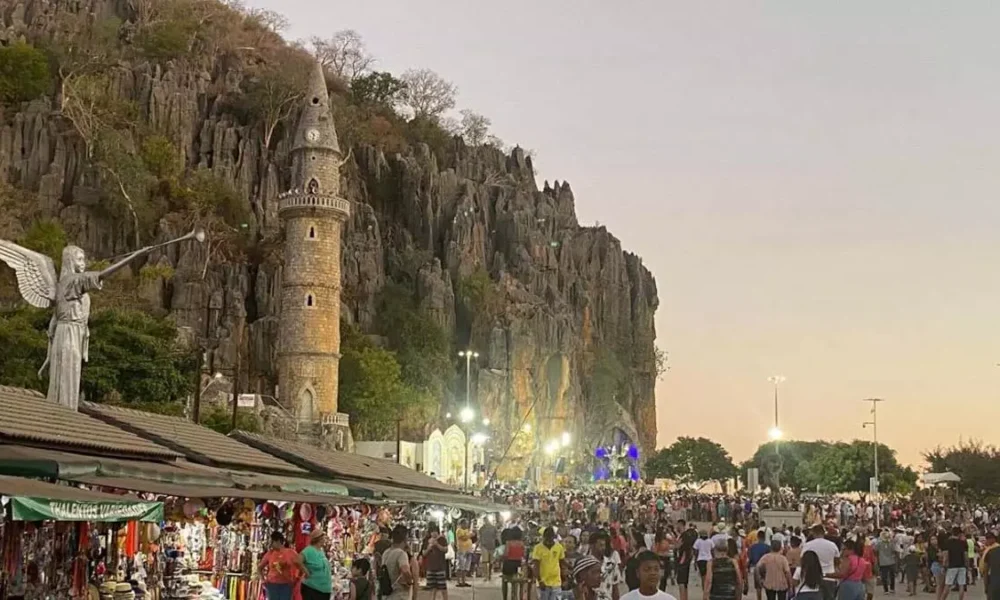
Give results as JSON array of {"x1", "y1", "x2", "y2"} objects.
[
  {"x1": 216, "y1": 503, "x2": 235, "y2": 527},
  {"x1": 315, "y1": 505, "x2": 328, "y2": 522},
  {"x1": 299, "y1": 503, "x2": 313, "y2": 522}
]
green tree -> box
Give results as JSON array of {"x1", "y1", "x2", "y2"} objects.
[
  {"x1": 0, "y1": 307, "x2": 195, "y2": 408},
  {"x1": 201, "y1": 404, "x2": 262, "y2": 435},
  {"x1": 19, "y1": 220, "x2": 68, "y2": 264},
  {"x1": 646, "y1": 436, "x2": 737, "y2": 491},
  {"x1": 349, "y1": 71, "x2": 407, "y2": 109},
  {"x1": 744, "y1": 439, "x2": 916, "y2": 494},
  {"x1": 456, "y1": 267, "x2": 503, "y2": 342},
  {"x1": 82, "y1": 309, "x2": 196, "y2": 408},
  {"x1": 338, "y1": 324, "x2": 424, "y2": 440},
  {"x1": 136, "y1": 16, "x2": 198, "y2": 61},
  {"x1": 0, "y1": 306, "x2": 51, "y2": 391},
  {"x1": 924, "y1": 441, "x2": 1000, "y2": 498},
  {"x1": 376, "y1": 284, "x2": 452, "y2": 403},
  {"x1": 742, "y1": 440, "x2": 829, "y2": 492},
  {"x1": 0, "y1": 42, "x2": 50, "y2": 105}
]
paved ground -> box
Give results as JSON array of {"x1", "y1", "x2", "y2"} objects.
[{"x1": 442, "y1": 577, "x2": 991, "y2": 600}]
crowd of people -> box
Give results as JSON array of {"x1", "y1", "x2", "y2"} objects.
[{"x1": 256, "y1": 487, "x2": 1000, "y2": 600}]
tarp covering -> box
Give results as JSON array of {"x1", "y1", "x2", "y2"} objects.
[
  {"x1": 10, "y1": 497, "x2": 163, "y2": 522},
  {"x1": 922, "y1": 472, "x2": 961, "y2": 485},
  {"x1": 0, "y1": 475, "x2": 164, "y2": 522}
]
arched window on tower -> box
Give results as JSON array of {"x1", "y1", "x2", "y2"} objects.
[
  {"x1": 307, "y1": 178, "x2": 319, "y2": 194},
  {"x1": 307, "y1": 225, "x2": 316, "y2": 240},
  {"x1": 297, "y1": 388, "x2": 315, "y2": 424},
  {"x1": 305, "y1": 294, "x2": 315, "y2": 307}
]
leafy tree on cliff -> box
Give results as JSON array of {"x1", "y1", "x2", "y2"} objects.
[
  {"x1": 238, "y1": 46, "x2": 313, "y2": 152},
  {"x1": 400, "y1": 68, "x2": 458, "y2": 119},
  {"x1": 350, "y1": 72, "x2": 408, "y2": 110},
  {"x1": 377, "y1": 284, "x2": 452, "y2": 405},
  {"x1": 338, "y1": 323, "x2": 435, "y2": 440},
  {"x1": 0, "y1": 42, "x2": 50, "y2": 105},
  {"x1": 924, "y1": 441, "x2": 1000, "y2": 498},
  {"x1": 646, "y1": 437, "x2": 737, "y2": 491}
]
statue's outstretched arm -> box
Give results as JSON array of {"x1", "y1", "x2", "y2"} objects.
[
  {"x1": 97, "y1": 229, "x2": 205, "y2": 280},
  {"x1": 98, "y1": 246, "x2": 153, "y2": 280}
]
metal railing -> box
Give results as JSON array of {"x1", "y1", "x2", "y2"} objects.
[{"x1": 277, "y1": 193, "x2": 351, "y2": 216}]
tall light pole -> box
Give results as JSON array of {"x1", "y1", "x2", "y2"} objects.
[
  {"x1": 458, "y1": 350, "x2": 479, "y2": 414},
  {"x1": 767, "y1": 375, "x2": 785, "y2": 440},
  {"x1": 863, "y1": 398, "x2": 886, "y2": 529},
  {"x1": 767, "y1": 375, "x2": 785, "y2": 492}
]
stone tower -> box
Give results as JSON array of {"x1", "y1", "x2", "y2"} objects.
[{"x1": 277, "y1": 61, "x2": 350, "y2": 429}]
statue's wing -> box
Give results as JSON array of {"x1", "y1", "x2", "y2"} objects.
[{"x1": 0, "y1": 240, "x2": 57, "y2": 308}]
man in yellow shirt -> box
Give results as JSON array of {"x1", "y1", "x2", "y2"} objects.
[
  {"x1": 455, "y1": 520, "x2": 474, "y2": 587},
  {"x1": 532, "y1": 527, "x2": 567, "y2": 600}
]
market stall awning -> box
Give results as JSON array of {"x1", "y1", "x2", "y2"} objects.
[
  {"x1": 0, "y1": 445, "x2": 233, "y2": 487},
  {"x1": 351, "y1": 481, "x2": 504, "y2": 513},
  {"x1": 0, "y1": 475, "x2": 163, "y2": 522},
  {"x1": 231, "y1": 431, "x2": 459, "y2": 493},
  {"x1": 70, "y1": 475, "x2": 359, "y2": 506}
]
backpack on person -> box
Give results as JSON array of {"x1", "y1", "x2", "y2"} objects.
[{"x1": 378, "y1": 562, "x2": 394, "y2": 595}]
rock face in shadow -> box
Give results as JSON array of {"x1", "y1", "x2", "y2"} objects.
[{"x1": 0, "y1": 0, "x2": 659, "y2": 475}]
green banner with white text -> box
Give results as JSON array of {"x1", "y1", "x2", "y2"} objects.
[{"x1": 9, "y1": 497, "x2": 163, "y2": 522}]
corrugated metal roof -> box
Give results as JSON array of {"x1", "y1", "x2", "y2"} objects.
[
  {"x1": 79, "y1": 402, "x2": 305, "y2": 474},
  {"x1": 232, "y1": 431, "x2": 458, "y2": 493},
  {"x1": 0, "y1": 474, "x2": 142, "y2": 502},
  {"x1": 0, "y1": 386, "x2": 178, "y2": 460}
]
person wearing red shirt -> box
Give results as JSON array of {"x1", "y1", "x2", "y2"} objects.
[{"x1": 259, "y1": 532, "x2": 303, "y2": 600}]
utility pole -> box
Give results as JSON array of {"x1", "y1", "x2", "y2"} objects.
[
  {"x1": 230, "y1": 325, "x2": 243, "y2": 432},
  {"x1": 192, "y1": 299, "x2": 213, "y2": 423},
  {"x1": 396, "y1": 418, "x2": 403, "y2": 465},
  {"x1": 767, "y1": 375, "x2": 785, "y2": 493},
  {"x1": 863, "y1": 398, "x2": 886, "y2": 529}
]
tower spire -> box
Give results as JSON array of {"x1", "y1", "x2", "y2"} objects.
[{"x1": 292, "y1": 61, "x2": 341, "y2": 156}]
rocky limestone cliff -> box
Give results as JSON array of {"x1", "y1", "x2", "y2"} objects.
[{"x1": 0, "y1": 0, "x2": 658, "y2": 478}]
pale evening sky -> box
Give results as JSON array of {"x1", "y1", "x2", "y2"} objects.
[{"x1": 247, "y1": 0, "x2": 1000, "y2": 466}]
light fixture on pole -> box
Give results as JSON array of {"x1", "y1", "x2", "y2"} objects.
[
  {"x1": 767, "y1": 375, "x2": 786, "y2": 490},
  {"x1": 863, "y1": 397, "x2": 886, "y2": 529},
  {"x1": 457, "y1": 350, "x2": 479, "y2": 411},
  {"x1": 200, "y1": 372, "x2": 223, "y2": 396},
  {"x1": 767, "y1": 375, "x2": 785, "y2": 438}
]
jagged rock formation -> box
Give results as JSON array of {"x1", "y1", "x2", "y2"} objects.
[{"x1": 0, "y1": 0, "x2": 658, "y2": 478}]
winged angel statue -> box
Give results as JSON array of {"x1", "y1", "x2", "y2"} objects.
[{"x1": 0, "y1": 230, "x2": 204, "y2": 410}]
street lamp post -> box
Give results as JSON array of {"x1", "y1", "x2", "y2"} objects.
[
  {"x1": 863, "y1": 398, "x2": 885, "y2": 529},
  {"x1": 767, "y1": 375, "x2": 785, "y2": 439},
  {"x1": 767, "y1": 375, "x2": 785, "y2": 492},
  {"x1": 458, "y1": 409, "x2": 489, "y2": 489},
  {"x1": 458, "y1": 350, "x2": 479, "y2": 412}
]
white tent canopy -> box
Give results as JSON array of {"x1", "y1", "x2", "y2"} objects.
[{"x1": 922, "y1": 472, "x2": 961, "y2": 485}]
